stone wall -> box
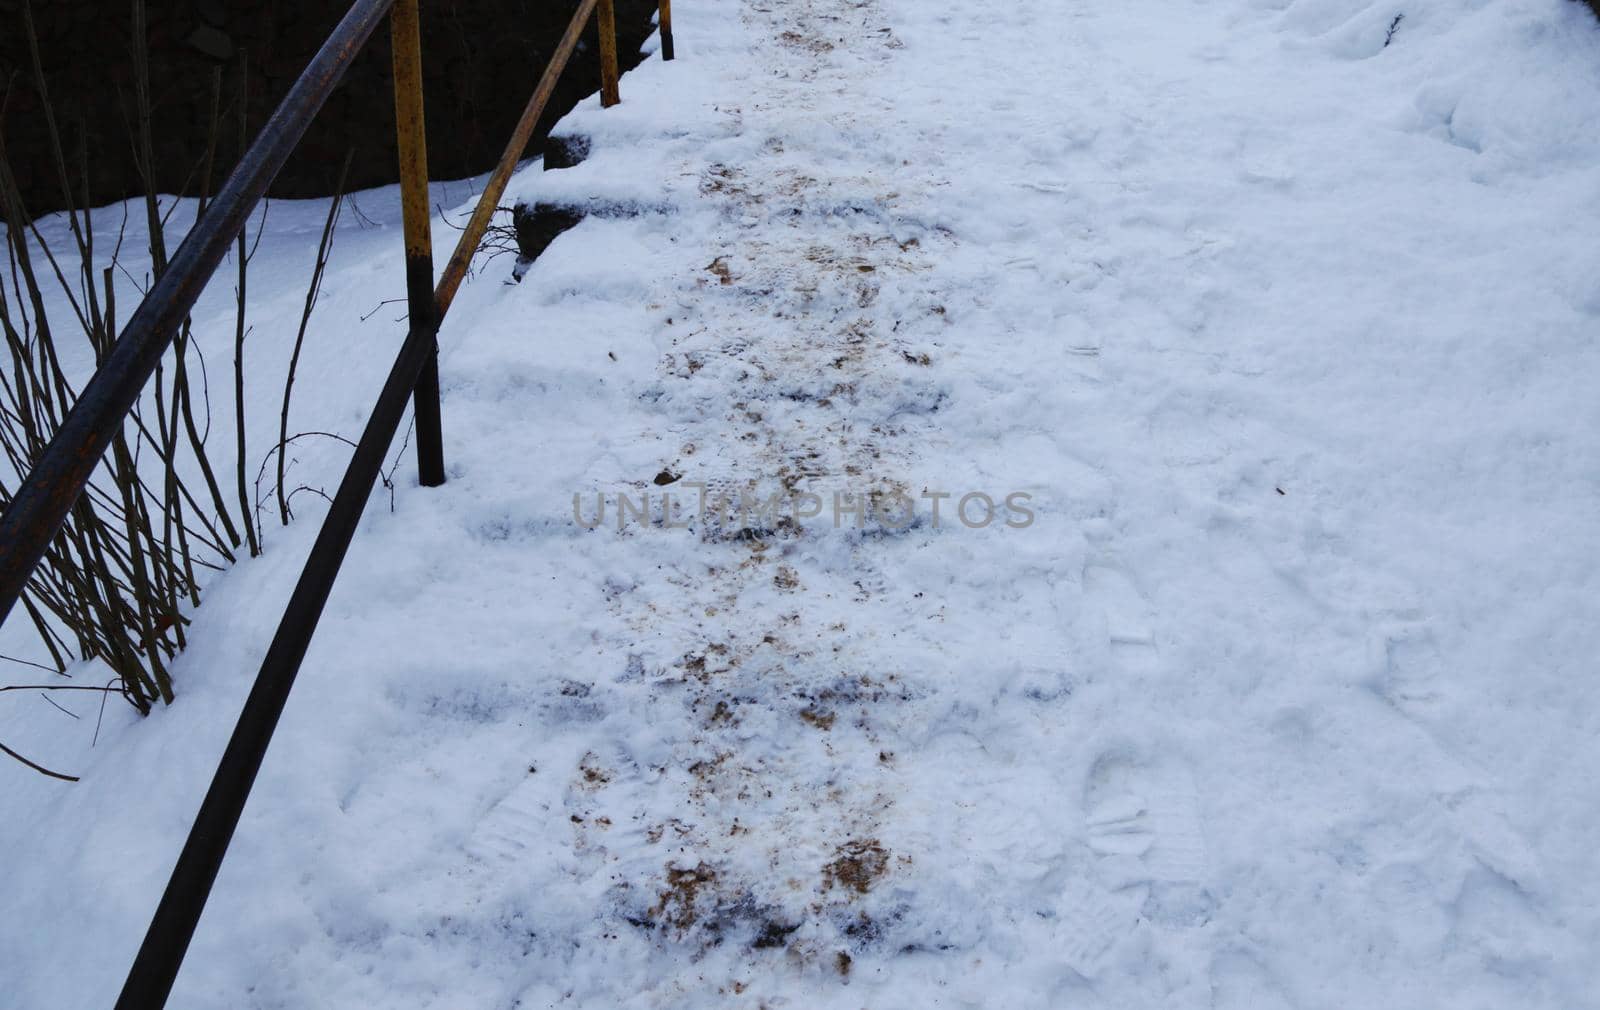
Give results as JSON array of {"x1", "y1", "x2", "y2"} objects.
[{"x1": 0, "y1": 0, "x2": 659, "y2": 217}]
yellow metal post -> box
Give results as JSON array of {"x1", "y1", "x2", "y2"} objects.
[
  {"x1": 660, "y1": 1, "x2": 675, "y2": 61},
  {"x1": 391, "y1": 0, "x2": 445, "y2": 487},
  {"x1": 598, "y1": 0, "x2": 621, "y2": 107}
]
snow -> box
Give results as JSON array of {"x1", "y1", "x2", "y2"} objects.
[{"x1": 5, "y1": 0, "x2": 1600, "y2": 1006}]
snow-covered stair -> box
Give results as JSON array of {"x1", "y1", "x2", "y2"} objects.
[{"x1": 6, "y1": 0, "x2": 1600, "y2": 1006}]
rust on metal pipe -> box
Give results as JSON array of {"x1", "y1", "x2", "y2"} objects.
[
  {"x1": 433, "y1": 0, "x2": 599, "y2": 317},
  {"x1": 390, "y1": 0, "x2": 445, "y2": 486},
  {"x1": 390, "y1": 0, "x2": 431, "y2": 263},
  {"x1": 660, "y1": 0, "x2": 675, "y2": 61},
  {"x1": 598, "y1": 0, "x2": 622, "y2": 108}
]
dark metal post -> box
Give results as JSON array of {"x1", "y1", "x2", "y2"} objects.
[
  {"x1": 660, "y1": 0, "x2": 675, "y2": 61},
  {"x1": 598, "y1": 0, "x2": 621, "y2": 107},
  {"x1": 391, "y1": 0, "x2": 444, "y2": 487},
  {"x1": 112, "y1": 318, "x2": 443, "y2": 1010}
]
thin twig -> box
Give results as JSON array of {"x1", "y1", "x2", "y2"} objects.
[
  {"x1": 39, "y1": 692, "x2": 81, "y2": 719},
  {"x1": 277, "y1": 149, "x2": 353, "y2": 525},
  {"x1": 0, "y1": 739, "x2": 78, "y2": 782},
  {"x1": 0, "y1": 652, "x2": 61, "y2": 674}
]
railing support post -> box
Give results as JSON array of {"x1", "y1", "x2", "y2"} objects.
[
  {"x1": 598, "y1": 0, "x2": 621, "y2": 107},
  {"x1": 391, "y1": 0, "x2": 445, "y2": 487},
  {"x1": 660, "y1": 1, "x2": 675, "y2": 61}
]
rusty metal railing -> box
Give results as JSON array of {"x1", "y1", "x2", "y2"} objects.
[{"x1": 0, "y1": 0, "x2": 672, "y2": 1005}]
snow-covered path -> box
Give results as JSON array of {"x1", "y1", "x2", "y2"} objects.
[{"x1": 6, "y1": 0, "x2": 1600, "y2": 1006}]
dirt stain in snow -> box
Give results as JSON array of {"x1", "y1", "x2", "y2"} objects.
[
  {"x1": 822, "y1": 839, "x2": 890, "y2": 895},
  {"x1": 651, "y1": 862, "x2": 720, "y2": 932}
]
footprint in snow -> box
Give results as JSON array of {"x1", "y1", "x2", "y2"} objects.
[
  {"x1": 1052, "y1": 871, "x2": 1137, "y2": 979},
  {"x1": 1083, "y1": 565, "x2": 1158, "y2": 666},
  {"x1": 1083, "y1": 748, "x2": 1214, "y2": 928},
  {"x1": 1210, "y1": 948, "x2": 1296, "y2": 1010},
  {"x1": 1048, "y1": 747, "x2": 1213, "y2": 979}
]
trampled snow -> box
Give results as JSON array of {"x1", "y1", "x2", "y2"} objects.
[{"x1": 4, "y1": 0, "x2": 1600, "y2": 1006}]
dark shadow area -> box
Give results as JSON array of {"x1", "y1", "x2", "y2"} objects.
[{"x1": 0, "y1": 0, "x2": 660, "y2": 218}]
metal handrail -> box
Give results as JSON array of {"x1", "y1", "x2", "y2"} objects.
[{"x1": 0, "y1": 0, "x2": 670, "y2": 1004}]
